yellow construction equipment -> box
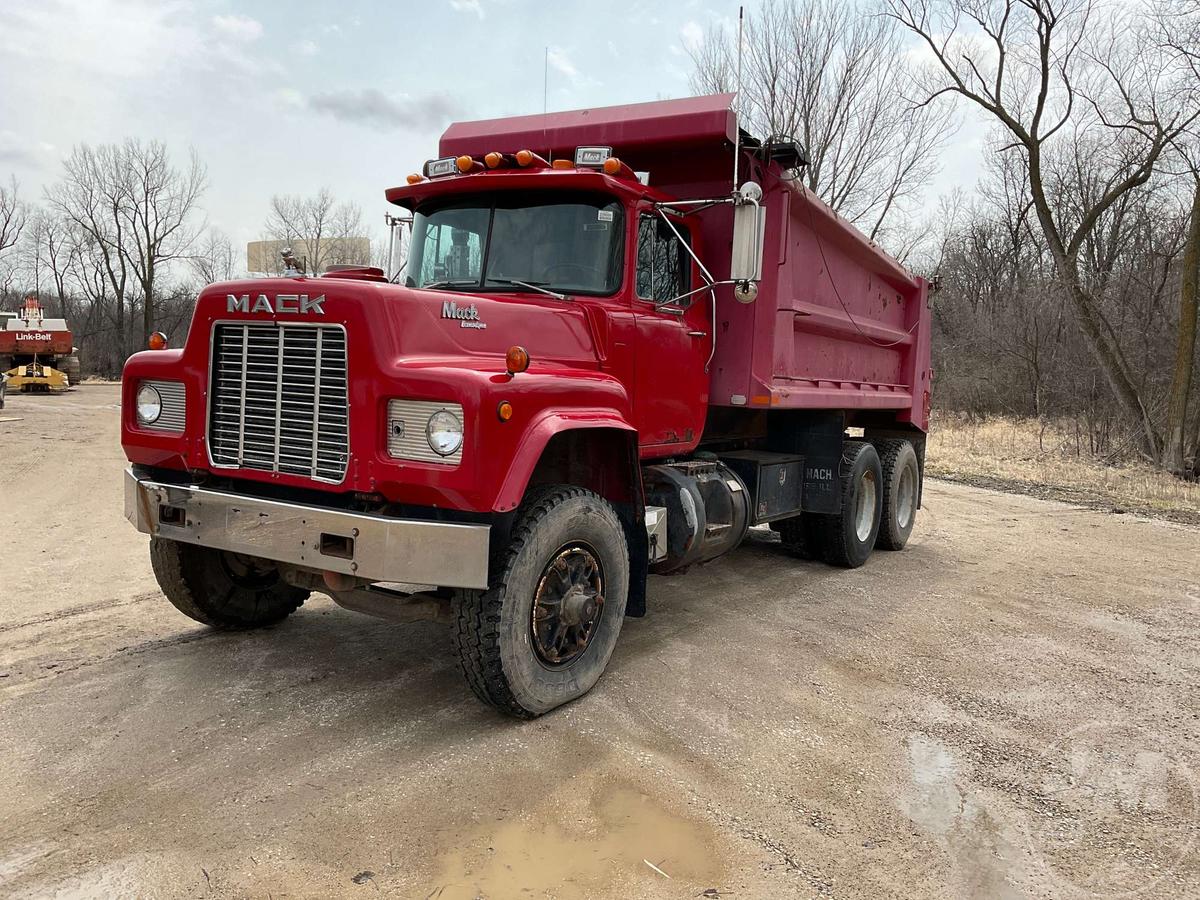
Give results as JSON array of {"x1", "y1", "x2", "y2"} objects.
[{"x1": 4, "y1": 359, "x2": 70, "y2": 393}]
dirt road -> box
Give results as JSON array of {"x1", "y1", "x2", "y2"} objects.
[{"x1": 1, "y1": 385, "x2": 1198, "y2": 899}]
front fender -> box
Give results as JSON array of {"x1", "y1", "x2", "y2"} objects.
[{"x1": 494, "y1": 408, "x2": 637, "y2": 512}]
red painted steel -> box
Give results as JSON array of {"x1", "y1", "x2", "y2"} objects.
[{"x1": 122, "y1": 94, "x2": 931, "y2": 510}]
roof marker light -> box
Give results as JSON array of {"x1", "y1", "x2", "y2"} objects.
[
  {"x1": 484, "y1": 151, "x2": 505, "y2": 169},
  {"x1": 602, "y1": 157, "x2": 634, "y2": 178},
  {"x1": 551, "y1": 158, "x2": 574, "y2": 170},
  {"x1": 406, "y1": 173, "x2": 424, "y2": 184},
  {"x1": 455, "y1": 155, "x2": 479, "y2": 173},
  {"x1": 515, "y1": 150, "x2": 550, "y2": 168}
]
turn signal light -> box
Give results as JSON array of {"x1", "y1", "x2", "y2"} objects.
[
  {"x1": 455, "y1": 155, "x2": 475, "y2": 173},
  {"x1": 148, "y1": 331, "x2": 168, "y2": 351},
  {"x1": 505, "y1": 345, "x2": 530, "y2": 375},
  {"x1": 497, "y1": 400, "x2": 514, "y2": 421}
]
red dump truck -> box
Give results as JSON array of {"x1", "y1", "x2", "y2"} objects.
[{"x1": 121, "y1": 94, "x2": 931, "y2": 717}]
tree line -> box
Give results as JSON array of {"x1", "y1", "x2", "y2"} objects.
[
  {"x1": 0, "y1": 146, "x2": 370, "y2": 377},
  {"x1": 2, "y1": 0, "x2": 1197, "y2": 477},
  {"x1": 693, "y1": 0, "x2": 1200, "y2": 477}
]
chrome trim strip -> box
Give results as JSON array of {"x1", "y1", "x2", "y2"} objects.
[{"x1": 124, "y1": 468, "x2": 490, "y2": 590}]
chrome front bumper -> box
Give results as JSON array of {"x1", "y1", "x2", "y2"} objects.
[{"x1": 124, "y1": 468, "x2": 490, "y2": 589}]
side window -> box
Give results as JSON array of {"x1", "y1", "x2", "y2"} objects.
[{"x1": 636, "y1": 214, "x2": 690, "y2": 306}]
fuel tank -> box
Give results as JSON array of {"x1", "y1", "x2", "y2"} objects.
[{"x1": 643, "y1": 459, "x2": 751, "y2": 574}]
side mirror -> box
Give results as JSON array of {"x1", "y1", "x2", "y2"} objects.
[{"x1": 730, "y1": 182, "x2": 765, "y2": 303}]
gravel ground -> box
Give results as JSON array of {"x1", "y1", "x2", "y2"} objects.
[{"x1": 1, "y1": 385, "x2": 1198, "y2": 899}]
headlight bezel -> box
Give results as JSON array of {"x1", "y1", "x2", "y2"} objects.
[
  {"x1": 136, "y1": 383, "x2": 163, "y2": 424},
  {"x1": 426, "y1": 409, "x2": 464, "y2": 457},
  {"x1": 386, "y1": 399, "x2": 466, "y2": 465}
]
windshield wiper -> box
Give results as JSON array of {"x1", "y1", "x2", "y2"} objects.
[
  {"x1": 420, "y1": 279, "x2": 479, "y2": 291},
  {"x1": 487, "y1": 278, "x2": 569, "y2": 301}
]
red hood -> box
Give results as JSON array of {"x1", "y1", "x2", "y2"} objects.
[{"x1": 193, "y1": 276, "x2": 599, "y2": 371}]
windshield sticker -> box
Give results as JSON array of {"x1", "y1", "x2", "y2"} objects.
[{"x1": 597, "y1": 209, "x2": 614, "y2": 222}]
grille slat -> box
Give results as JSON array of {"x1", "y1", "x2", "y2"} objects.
[{"x1": 209, "y1": 322, "x2": 348, "y2": 483}]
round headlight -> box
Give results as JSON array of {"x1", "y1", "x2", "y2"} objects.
[
  {"x1": 136, "y1": 383, "x2": 162, "y2": 424},
  {"x1": 426, "y1": 409, "x2": 463, "y2": 456}
]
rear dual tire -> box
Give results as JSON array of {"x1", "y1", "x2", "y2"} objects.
[
  {"x1": 777, "y1": 438, "x2": 919, "y2": 567},
  {"x1": 875, "y1": 439, "x2": 920, "y2": 551}
]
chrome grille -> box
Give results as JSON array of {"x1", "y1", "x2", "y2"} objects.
[{"x1": 208, "y1": 322, "x2": 349, "y2": 483}]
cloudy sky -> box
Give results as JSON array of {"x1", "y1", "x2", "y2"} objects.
[{"x1": 0, "y1": 0, "x2": 984, "y2": 267}]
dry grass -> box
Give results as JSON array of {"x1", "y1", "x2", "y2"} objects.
[{"x1": 926, "y1": 414, "x2": 1200, "y2": 522}]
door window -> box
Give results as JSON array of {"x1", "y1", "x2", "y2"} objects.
[{"x1": 636, "y1": 214, "x2": 691, "y2": 306}]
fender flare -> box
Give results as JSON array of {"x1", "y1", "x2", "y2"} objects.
[{"x1": 493, "y1": 408, "x2": 638, "y2": 512}]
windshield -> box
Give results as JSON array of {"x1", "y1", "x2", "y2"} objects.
[{"x1": 407, "y1": 193, "x2": 624, "y2": 296}]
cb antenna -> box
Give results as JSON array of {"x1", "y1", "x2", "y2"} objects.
[
  {"x1": 544, "y1": 46, "x2": 551, "y2": 162},
  {"x1": 732, "y1": 5, "x2": 744, "y2": 191}
]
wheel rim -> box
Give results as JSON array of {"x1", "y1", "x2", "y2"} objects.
[
  {"x1": 855, "y1": 470, "x2": 878, "y2": 543},
  {"x1": 896, "y1": 464, "x2": 916, "y2": 529},
  {"x1": 531, "y1": 543, "x2": 605, "y2": 668}
]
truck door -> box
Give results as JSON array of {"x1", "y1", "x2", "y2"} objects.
[{"x1": 632, "y1": 212, "x2": 711, "y2": 452}]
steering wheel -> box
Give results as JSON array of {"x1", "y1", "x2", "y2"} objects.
[{"x1": 542, "y1": 262, "x2": 604, "y2": 282}]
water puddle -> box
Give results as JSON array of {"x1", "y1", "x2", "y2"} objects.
[{"x1": 422, "y1": 783, "x2": 724, "y2": 898}]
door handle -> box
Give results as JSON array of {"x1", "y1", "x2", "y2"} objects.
[{"x1": 687, "y1": 330, "x2": 707, "y2": 338}]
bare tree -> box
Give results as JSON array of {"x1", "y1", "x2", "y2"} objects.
[
  {"x1": 0, "y1": 176, "x2": 25, "y2": 257},
  {"x1": 123, "y1": 141, "x2": 207, "y2": 345},
  {"x1": 263, "y1": 188, "x2": 368, "y2": 275},
  {"x1": 46, "y1": 140, "x2": 206, "y2": 369},
  {"x1": 1156, "y1": 0, "x2": 1200, "y2": 473},
  {"x1": 48, "y1": 144, "x2": 134, "y2": 361},
  {"x1": 690, "y1": 0, "x2": 955, "y2": 243},
  {"x1": 888, "y1": 0, "x2": 1200, "y2": 467},
  {"x1": 190, "y1": 227, "x2": 238, "y2": 285}
]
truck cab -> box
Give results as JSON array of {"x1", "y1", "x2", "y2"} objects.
[{"x1": 122, "y1": 94, "x2": 931, "y2": 717}]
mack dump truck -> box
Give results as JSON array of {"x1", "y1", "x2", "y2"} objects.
[{"x1": 122, "y1": 94, "x2": 932, "y2": 717}]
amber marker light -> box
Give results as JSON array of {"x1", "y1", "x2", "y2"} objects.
[
  {"x1": 455, "y1": 155, "x2": 475, "y2": 173},
  {"x1": 484, "y1": 151, "x2": 504, "y2": 168},
  {"x1": 551, "y1": 158, "x2": 574, "y2": 169},
  {"x1": 505, "y1": 345, "x2": 530, "y2": 375},
  {"x1": 515, "y1": 149, "x2": 534, "y2": 166},
  {"x1": 406, "y1": 173, "x2": 423, "y2": 184},
  {"x1": 497, "y1": 400, "x2": 514, "y2": 422},
  {"x1": 602, "y1": 157, "x2": 623, "y2": 174},
  {"x1": 148, "y1": 331, "x2": 168, "y2": 350}
]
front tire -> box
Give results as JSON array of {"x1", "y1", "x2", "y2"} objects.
[
  {"x1": 150, "y1": 538, "x2": 308, "y2": 629},
  {"x1": 819, "y1": 441, "x2": 882, "y2": 568},
  {"x1": 452, "y1": 486, "x2": 629, "y2": 718}
]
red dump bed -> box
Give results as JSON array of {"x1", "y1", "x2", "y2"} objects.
[{"x1": 441, "y1": 93, "x2": 932, "y2": 431}]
